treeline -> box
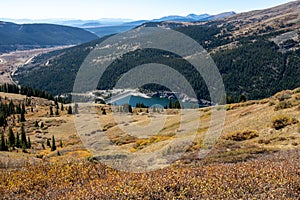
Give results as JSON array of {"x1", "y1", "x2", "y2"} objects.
[
  {"x1": 0, "y1": 84, "x2": 54, "y2": 100},
  {"x1": 14, "y1": 22, "x2": 300, "y2": 102},
  {"x1": 15, "y1": 36, "x2": 109, "y2": 95},
  {"x1": 0, "y1": 83, "x2": 71, "y2": 104}
]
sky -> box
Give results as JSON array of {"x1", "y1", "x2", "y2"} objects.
[{"x1": 0, "y1": 0, "x2": 294, "y2": 20}]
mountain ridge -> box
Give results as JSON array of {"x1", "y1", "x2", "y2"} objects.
[
  {"x1": 13, "y1": 0, "x2": 300, "y2": 101},
  {"x1": 0, "y1": 21, "x2": 98, "y2": 53},
  {"x1": 1, "y1": 12, "x2": 236, "y2": 38}
]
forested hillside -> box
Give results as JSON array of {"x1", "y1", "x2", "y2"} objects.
[
  {"x1": 13, "y1": 0, "x2": 300, "y2": 102},
  {"x1": 0, "y1": 21, "x2": 98, "y2": 53}
]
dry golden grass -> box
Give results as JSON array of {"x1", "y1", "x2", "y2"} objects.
[
  {"x1": 1, "y1": 87, "x2": 300, "y2": 166},
  {"x1": 1, "y1": 88, "x2": 300, "y2": 198},
  {"x1": 1, "y1": 149, "x2": 300, "y2": 199}
]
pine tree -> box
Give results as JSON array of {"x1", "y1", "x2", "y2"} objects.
[
  {"x1": 67, "y1": 106, "x2": 72, "y2": 114},
  {"x1": 46, "y1": 138, "x2": 51, "y2": 147},
  {"x1": 0, "y1": 132, "x2": 7, "y2": 151},
  {"x1": 21, "y1": 124, "x2": 27, "y2": 148},
  {"x1": 61, "y1": 103, "x2": 64, "y2": 111},
  {"x1": 238, "y1": 94, "x2": 247, "y2": 103},
  {"x1": 20, "y1": 103, "x2": 26, "y2": 122},
  {"x1": 51, "y1": 135, "x2": 56, "y2": 151},
  {"x1": 8, "y1": 100, "x2": 15, "y2": 115},
  {"x1": 20, "y1": 111, "x2": 26, "y2": 122},
  {"x1": 15, "y1": 132, "x2": 20, "y2": 148},
  {"x1": 128, "y1": 105, "x2": 133, "y2": 113},
  {"x1": 27, "y1": 137, "x2": 31, "y2": 148},
  {"x1": 59, "y1": 140, "x2": 63, "y2": 148},
  {"x1": 5, "y1": 139, "x2": 9, "y2": 151},
  {"x1": 16, "y1": 104, "x2": 21, "y2": 114},
  {"x1": 8, "y1": 127, "x2": 15, "y2": 148},
  {"x1": 55, "y1": 98, "x2": 59, "y2": 109},
  {"x1": 49, "y1": 106, "x2": 53, "y2": 116},
  {"x1": 55, "y1": 108, "x2": 59, "y2": 116},
  {"x1": 34, "y1": 120, "x2": 39, "y2": 127}
]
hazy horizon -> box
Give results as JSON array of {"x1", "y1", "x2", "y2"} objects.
[{"x1": 0, "y1": 0, "x2": 294, "y2": 21}]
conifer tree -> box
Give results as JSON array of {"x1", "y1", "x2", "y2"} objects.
[
  {"x1": 0, "y1": 132, "x2": 7, "y2": 151},
  {"x1": 238, "y1": 94, "x2": 247, "y2": 103},
  {"x1": 46, "y1": 138, "x2": 51, "y2": 147},
  {"x1": 27, "y1": 137, "x2": 31, "y2": 148},
  {"x1": 21, "y1": 124, "x2": 27, "y2": 148},
  {"x1": 15, "y1": 132, "x2": 20, "y2": 148},
  {"x1": 55, "y1": 108, "x2": 59, "y2": 116},
  {"x1": 21, "y1": 103, "x2": 26, "y2": 113},
  {"x1": 5, "y1": 139, "x2": 9, "y2": 151},
  {"x1": 49, "y1": 106, "x2": 54, "y2": 116},
  {"x1": 8, "y1": 100, "x2": 15, "y2": 115},
  {"x1": 8, "y1": 127, "x2": 15, "y2": 148},
  {"x1": 20, "y1": 104, "x2": 26, "y2": 122},
  {"x1": 67, "y1": 106, "x2": 72, "y2": 114},
  {"x1": 55, "y1": 98, "x2": 59, "y2": 109},
  {"x1": 51, "y1": 135, "x2": 56, "y2": 151}
]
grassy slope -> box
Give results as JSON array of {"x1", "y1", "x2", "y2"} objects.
[{"x1": 0, "y1": 88, "x2": 300, "y2": 198}]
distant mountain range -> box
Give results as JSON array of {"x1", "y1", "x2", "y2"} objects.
[
  {"x1": 0, "y1": 21, "x2": 98, "y2": 53},
  {"x1": 13, "y1": 0, "x2": 300, "y2": 101},
  {"x1": 152, "y1": 12, "x2": 235, "y2": 22},
  {"x1": 85, "y1": 12, "x2": 235, "y2": 37},
  {"x1": 1, "y1": 12, "x2": 236, "y2": 37}
]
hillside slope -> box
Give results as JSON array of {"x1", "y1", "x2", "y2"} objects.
[
  {"x1": 0, "y1": 21, "x2": 98, "y2": 53},
  {"x1": 0, "y1": 87, "x2": 300, "y2": 198},
  {"x1": 13, "y1": 0, "x2": 300, "y2": 101}
]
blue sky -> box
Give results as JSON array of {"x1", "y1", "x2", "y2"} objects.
[{"x1": 1, "y1": 0, "x2": 294, "y2": 20}]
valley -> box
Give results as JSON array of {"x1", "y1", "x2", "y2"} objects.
[
  {"x1": 0, "y1": 0, "x2": 300, "y2": 199},
  {"x1": 12, "y1": 1, "x2": 300, "y2": 102},
  {"x1": 0, "y1": 46, "x2": 72, "y2": 84}
]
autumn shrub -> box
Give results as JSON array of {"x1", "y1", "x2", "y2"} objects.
[
  {"x1": 225, "y1": 130, "x2": 259, "y2": 141},
  {"x1": 102, "y1": 122, "x2": 117, "y2": 131},
  {"x1": 292, "y1": 87, "x2": 300, "y2": 94},
  {"x1": 111, "y1": 135, "x2": 136, "y2": 146},
  {"x1": 275, "y1": 90, "x2": 292, "y2": 101},
  {"x1": 258, "y1": 139, "x2": 271, "y2": 145},
  {"x1": 268, "y1": 100, "x2": 276, "y2": 106},
  {"x1": 274, "y1": 100, "x2": 293, "y2": 111},
  {"x1": 272, "y1": 115, "x2": 299, "y2": 130},
  {"x1": 132, "y1": 133, "x2": 175, "y2": 151}
]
